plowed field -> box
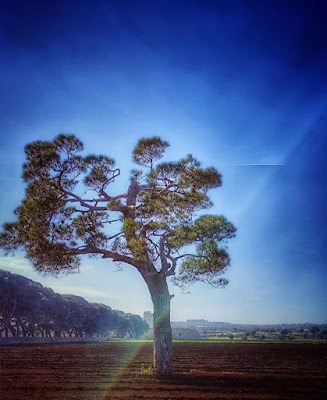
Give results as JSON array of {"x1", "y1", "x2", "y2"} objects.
[{"x1": 1, "y1": 342, "x2": 326, "y2": 399}]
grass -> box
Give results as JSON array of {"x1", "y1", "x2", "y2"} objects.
[{"x1": 140, "y1": 365, "x2": 154, "y2": 375}]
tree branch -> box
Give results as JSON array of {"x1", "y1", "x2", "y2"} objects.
[
  {"x1": 71, "y1": 246, "x2": 140, "y2": 268},
  {"x1": 108, "y1": 231, "x2": 124, "y2": 241},
  {"x1": 175, "y1": 253, "x2": 202, "y2": 260},
  {"x1": 63, "y1": 190, "x2": 108, "y2": 211},
  {"x1": 57, "y1": 168, "x2": 126, "y2": 212},
  {"x1": 158, "y1": 232, "x2": 176, "y2": 275},
  {"x1": 165, "y1": 254, "x2": 177, "y2": 277},
  {"x1": 146, "y1": 236, "x2": 160, "y2": 261}
]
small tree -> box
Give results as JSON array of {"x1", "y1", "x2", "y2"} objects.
[
  {"x1": 0, "y1": 134, "x2": 236, "y2": 374},
  {"x1": 310, "y1": 326, "x2": 320, "y2": 337}
]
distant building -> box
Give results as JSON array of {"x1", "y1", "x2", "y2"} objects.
[
  {"x1": 172, "y1": 328, "x2": 200, "y2": 340},
  {"x1": 186, "y1": 319, "x2": 208, "y2": 326},
  {"x1": 141, "y1": 313, "x2": 201, "y2": 340},
  {"x1": 142, "y1": 327, "x2": 200, "y2": 340}
]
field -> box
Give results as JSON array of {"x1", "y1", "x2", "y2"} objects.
[{"x1": 1, "y1": 342, "x2": 326, "y2": 399}]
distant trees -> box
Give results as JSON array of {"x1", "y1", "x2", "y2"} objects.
[
  {"x1": 318, "y1": 330, "x2": 327, "y2": 339},
  {"x1": 0, "y1": 270, "x2": 148, "y2": 339},
  {"x1": 310, "y1": 326, "x2": 320, "y2": 336}
]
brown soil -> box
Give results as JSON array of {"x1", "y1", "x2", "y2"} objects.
[{"x1": 1, "y1": 342, "x2": 326, "y2": 399}]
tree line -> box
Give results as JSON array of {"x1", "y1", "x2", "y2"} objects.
[{"x1": 0, "y1": 269, "x2": 148, "y2": 339}]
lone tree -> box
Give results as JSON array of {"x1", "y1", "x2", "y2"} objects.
[{"x1": 0, "y1": 134, "x2": 236, "y2": 374}]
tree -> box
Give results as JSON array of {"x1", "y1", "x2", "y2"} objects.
[
  {"x1": 310, "y1": 325, "x2": 320, "y2": 337},
  {"x1": 0, "y1": 134, "x2": 236, "y2": 374},
  {"x1": 0, "y1": 271, "x2": 21, "y2": 337},
  {"x1": 123, "y1": 313, "x2": 149, "y2": 339}
]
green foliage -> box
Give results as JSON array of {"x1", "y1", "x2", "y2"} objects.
[
  {"x1": 174, "y1": 239, "x2": 230, "y2": 289},
  {"x1": 72, "y1": 212, "x2": 109, "y2": 247},
  {"x1": 83, "y1": 154, "x2": 116, "y2": 190},
  {"x1": 122, "y1": 313, "x2": 149, "y2": 338},
  {"x1": 123, "y1": 218, "x2": 142, "y2": 237},
  {"x1": 23, "y1": 140, "x2": 60, "y2": 182},
  {"x1": 133, "y1": 136, "x2": 169, "y2": 168},
  {"x1": 168, "y1": 215, "x2": 236, "y2": 250},
  {"x1": 128, "y1": 237, "x2": 148, "y2": 262},
  {"x1": 54, "y1": 134, "x2": 84, "y2": 154},
  {"x1": 193, "y1": 215, "x2": 236, "y2": 242},
  {"x1": 148, "y1": 154, "x2": 221, "y2": 193},
  {"x1": 140, "y1": 365, "x2": 154, "y2": 375}
]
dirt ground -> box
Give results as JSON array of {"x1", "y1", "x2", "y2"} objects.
[{"x1": 0, "y1": 342, "x2": 326, "y2": 399}]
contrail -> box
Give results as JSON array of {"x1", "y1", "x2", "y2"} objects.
[{"x1": 229, "y1": 163, "x2": 284, "y2": 166}]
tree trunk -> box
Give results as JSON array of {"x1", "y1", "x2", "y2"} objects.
[{"x1": 145, "y1": 272, "x2": 173, "y2": 375}]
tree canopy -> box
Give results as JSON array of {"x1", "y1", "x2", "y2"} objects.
[{"x1": 0, "y1": 134, "x2": 236, "y2": 287}]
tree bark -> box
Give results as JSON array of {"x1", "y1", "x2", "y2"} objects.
[{"x1": 145, "y1": 272, "x2": 173, "y2": 375}]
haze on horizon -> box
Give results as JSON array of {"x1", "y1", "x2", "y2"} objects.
[{"x1": 0, "y1": 0, "x2": 326, "y2": 325}]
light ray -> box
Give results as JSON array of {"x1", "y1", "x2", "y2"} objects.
[
  {"x1": 103, "y1": 305, "x2": 171, "y2": 396},
  {"x1": 103, "y1": 341, "x2": 148, "y2": 398}
]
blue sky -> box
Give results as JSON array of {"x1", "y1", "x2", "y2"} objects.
[{"x1": 0, "y1": 0, "x2": 326, "y2": 323}]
